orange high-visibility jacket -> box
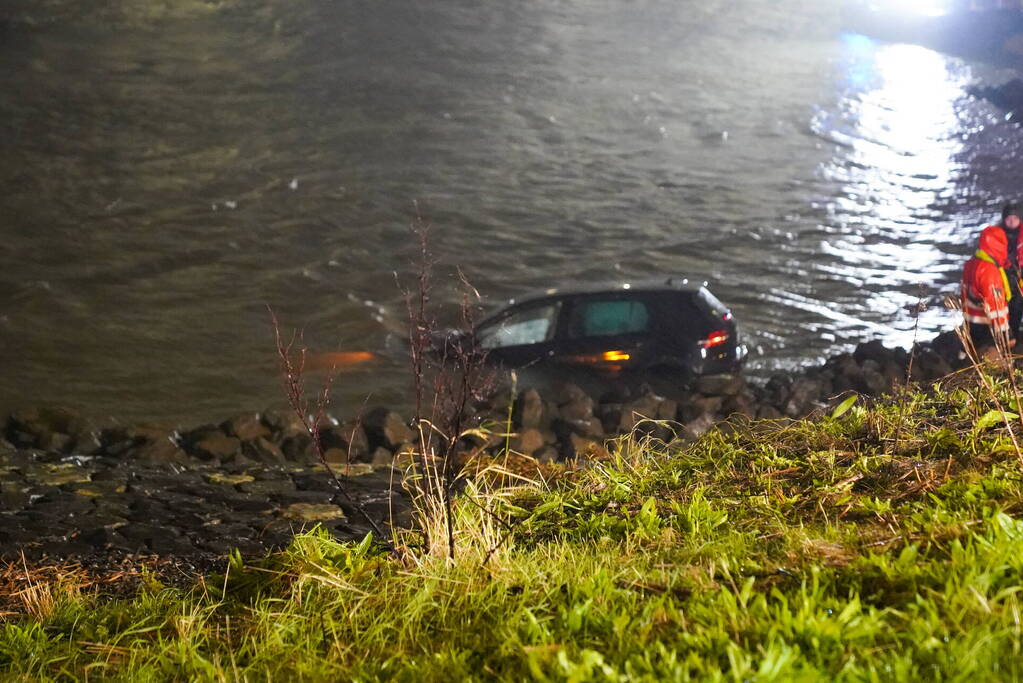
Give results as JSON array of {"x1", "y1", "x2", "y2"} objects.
[{"x1": 962, "y1": 227, "x2": 1012, "y2": 335}]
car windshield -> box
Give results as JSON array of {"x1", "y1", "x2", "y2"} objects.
[{"x1": 477, "y1": 303, "x2": 560, "y2": 349}]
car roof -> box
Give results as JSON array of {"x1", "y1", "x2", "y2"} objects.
[{"x1": 500, "y1": 276, "x2": 709, "y2": 309}]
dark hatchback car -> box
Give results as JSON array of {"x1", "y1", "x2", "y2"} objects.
[{"x1": 446, "y1": 278, "x2": 747, "y2": 396}]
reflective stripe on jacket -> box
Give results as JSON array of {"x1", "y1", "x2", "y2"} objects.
[{"x1": 962, "y1": 250, "x2": 1011, "y2": 334}]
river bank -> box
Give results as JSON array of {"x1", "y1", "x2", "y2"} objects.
[
  {"x1": 4, "y1": 343, "x2": 1023, "y2": 678},
  {"x1": 0, "y1": 329, "x2": 972, "y2": 564}
]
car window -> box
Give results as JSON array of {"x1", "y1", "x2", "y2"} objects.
[
  {"x1": 697, "y1": 287, "x2": 730, "y2": 319},
  {"x1": 567, "y1": 299, "x2": 650, "y2": 338},
  {"x1": 477, "y1": 303, "x2": 560, "y2": 349}
]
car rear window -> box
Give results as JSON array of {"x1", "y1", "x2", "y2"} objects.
[
  {"x1": 696, "y1": 288, "x2": 730, "y2": 319},
  {"x1": 567, "y1": 299, "x2": 650, "y2": 338}
]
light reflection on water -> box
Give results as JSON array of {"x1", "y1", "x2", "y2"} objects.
[{"x1": 812, "y1": 37, "x2": 973, "y2": 351}]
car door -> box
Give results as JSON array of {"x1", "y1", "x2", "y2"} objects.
[
  {"x1": 474, "y1": 300, "x2": 563, "y2": 368},
  {"x1": 552, "y1": 294, "x2": 653, "y2": 374}
]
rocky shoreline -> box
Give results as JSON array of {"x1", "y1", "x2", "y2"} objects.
[{"x1": 0, "y1": 330, "x2": 969, "y2": 564}]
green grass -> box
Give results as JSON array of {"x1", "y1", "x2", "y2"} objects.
[{"x1": 6, "y1": 373, "x2": 1023, "y2": 681}]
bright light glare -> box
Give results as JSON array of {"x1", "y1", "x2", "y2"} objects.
[
  {"x1": 850, "y1": 43, "x2": 962, "y2": 217},
  {"x1": 821, "y1": 38, "x2": 969, "y2": 347},
  {"x1": 880, "y1": 0, "x2": 952, "y2": 16}
]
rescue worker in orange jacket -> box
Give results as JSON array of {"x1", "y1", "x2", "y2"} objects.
[
  {"x1": 962, "y1": 225, "x2": 1015, "y2": 351},
  {"x1": 978, "y1": 201, "x2": 1023, "y2": 337}
]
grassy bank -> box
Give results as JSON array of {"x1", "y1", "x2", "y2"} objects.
[{"x1": 5, "y1": 370, "x2": 1023, "y2": 680}]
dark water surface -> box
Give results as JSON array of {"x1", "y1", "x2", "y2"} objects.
[{"x1": 3, "y1": 0, "x2": 1023, "y2": 424}]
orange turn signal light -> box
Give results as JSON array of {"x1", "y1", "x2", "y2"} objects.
[{"x1": 564, "y1": 350, "x2": 632, "y2": 365}]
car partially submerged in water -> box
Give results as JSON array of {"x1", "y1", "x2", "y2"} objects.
[{"x1": 438, "y1": 277, "x2": 747, "y2": 396}]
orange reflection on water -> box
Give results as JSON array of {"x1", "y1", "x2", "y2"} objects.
[{"x1": 306, "y1": 351, "x2": 379, "y2": 371}]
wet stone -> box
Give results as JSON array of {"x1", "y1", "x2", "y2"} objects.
[
  {"x1": 35, "y1": 464, "x2": 92, "y2": 486},
  {"x1": 223, "y1": 414, "x2": 271, "y2": 442},
  {"x1": 0, "y1": 526, "x2": 44, "y2": 544},
  {"x1": 92, "y1": 499, "x2": 131, "y2": 518},
  {"x1": 70, "y1": 481, "x2": 126, "y2": 497},
  {"x1": 292, "y1": 471, "x2": 336, "y2": 492},
  {"x1": 120, "y1": 523, "x2": 180, "y2": 542},
  {"x1": 90, "y1": 468, "x2": 131, "y2": 483},
  {"x1": 281, "y1": 503, "x2": 346, "y2": 522},
  {"x1": 252, "y1": 467, "x2": 289, "y2": 480},
  {"x1": 190, "y1": 432, "x2": 242, "y2": 461},
  {"x1": 148, "y1": 535, "x2": 199, "y2": 556},
  {"x1": 200, "y1": 519, "x2": 252, "y2": 536},
  {"x1": 127, "y1": 498, "x2": 170, "y2": 517},
  {"x1": 206, "y1": 472, "x2": 255, "y2": 486},
  {"x1": 242, "y1": 437, "x2": 286, "y2": 464},
  {"x1": 220, "y1": 493, "x2": 275, "y2": 514},
  {"x1": 237, "y1": 479, "x2": 295, "y2": 496},
  {"x1": 0, "y1": 491, "x2": 30, "y2": 508},
  {"x1": 34, "y1": 540, "x2": 98, "y2": 559},
  {"x1": 130, "y1": 439, "x2": 190, "y2": 464},
  {"x1": 271, "y1": 489, "x2": 334, "y2": 506},
  {"x1": 280, "y1": 434, "x2": 314, "y2": 462},
  {"x1": 514, "y1": 389, "x2": 546, "y2": 430},
  {"x1": 78, "y1": 527, "x2": 132, "y2": 551},
  {"x1": 362, "y1": 408, "x2": 413, "y2": 451},
  {"x1": 337, "y1": 463, "x2": 376, "y2": 477}
]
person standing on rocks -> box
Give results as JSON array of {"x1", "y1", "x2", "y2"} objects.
[
  {"x1": 978, "y1": 201, "x2": 1023, "y2": 338},
  {"x1": 962, "y1": 225, "x2": 1015, "y2": 355}
]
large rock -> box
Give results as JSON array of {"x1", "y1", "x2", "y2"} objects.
[
  {"x1": 551, "y1": 382, "x2": 590, "y2": 406},
  {"x1": 509, "y1": 428, "x2": 546, "y2": 455},
  {"x1": 319, "y1": 421, "x2": 370, "y2": 460},
  {"x1": 555, "y1": 392, "x2": 595, "y2": 422},
  {"x1": 764, "y1": 374, "x2": 792, "y2": 406},
  {"x1": 680, "y1": 395, "x2": 723, "y2": 423},
  {"x1": 190, "y1": 431, "x2": 242, "y2": 461},
  {"x1": 513, "y1": 389, "x2": 547, "y2": 429},
  {"x1": 222, "y1": 413, "x2": 271, "y2": 442},
  {"x1": 242, "y1": 437, "x2": 286, "y2": 464},
  {"x1": 915, "y1": 348, "x2": 953, "y2": 381},
  {"x1": 5, "y1": 406, "x2": 92, "y2": 453},
  {"x1": 682, "y1": 413, "x2": 716, "y2": 440},
  {"x1": 565, "y1": 433, "x2": 610, "y2": 460},
  {"x1": 553, "y1": 416, "x2": 604, "y2": 439},
  {"x1": 721, "y1": 392, "x2": 756, "y2": 418},
  {"x1": 363, "y1": 408, "x2": 414, "y2": 451},
  {"x1": 260, "y1": 409, "x2": 307, "y2": 440},
  {"x1": 280, "y1": 433, "x2": 315, "y2": 462},
  {"x1": 784, "y1": 377, "x2": 823, "y2": 417},
  {"x1": 853, "y1": 340, "x2": 892, "y2": 365},
  {"x1": 694, "y1": 374, "x2": 744, "y2": 397},
  {"x1": 616, "y1": 394, "x2": 664, "y2": 433},
  {"x1": 855, "y1": 360, "x2": 888, "y2": 396},
  {"x1": 129, "y1": 438, "x2": 190, "y2": 464}
]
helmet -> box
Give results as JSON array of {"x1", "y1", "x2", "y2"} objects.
[
  {"x1": 980, "y1": 225, "x2": 1010, "y2": 265},
  {"x1": 1003, "y1": 201, "x2": 1022, "y2": 221}
]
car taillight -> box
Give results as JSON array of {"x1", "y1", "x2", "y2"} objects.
[{"x1": 699, "y1": 330, "x2": 729, "y2": 348}]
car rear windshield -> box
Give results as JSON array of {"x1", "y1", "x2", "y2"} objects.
[{"x1": 696, "y1": 288, "x2": 730, "y2": 319}]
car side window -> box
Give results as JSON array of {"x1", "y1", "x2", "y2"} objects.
[
  {"x1": 477, "y1": 303, "x2": 560, "y2": 349},
  {"x1": 567, "y1": 299, "x2": 650, "y2": 338}
]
